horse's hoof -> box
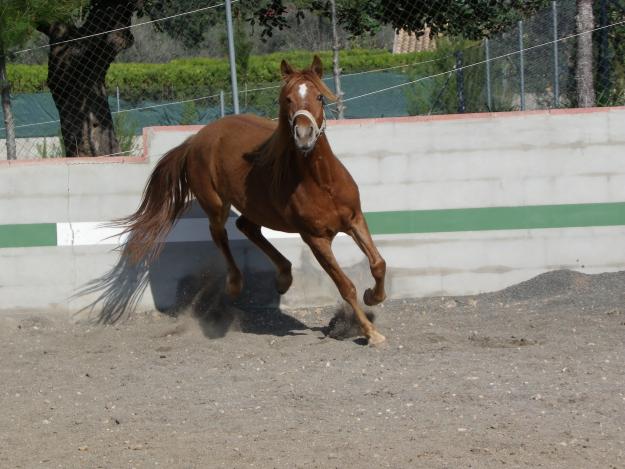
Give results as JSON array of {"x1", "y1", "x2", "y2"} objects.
[
  {"x1": 276, "y1": 271, "x2": 293, "y2": 295},
  {"x1": 367, "y1": 330, "x2": 386, "y2": 347},
  {"x1": 364, "y1": 288, "x2": 385, "y2": 306},
  {"x1": 225, "y1": 276, "x2": 243, "y2": 297}
]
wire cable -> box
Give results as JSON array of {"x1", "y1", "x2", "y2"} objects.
[
  {"x1": 333, "y1": 18, "x2": 625, "y2": 106},
  {"x1": 12, "y1": 1, "x2": 235, "y2": 55}
]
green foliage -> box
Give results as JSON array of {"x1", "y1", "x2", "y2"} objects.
[
  {"x1": 243, "y1": 0, "x2": 551, "y2": 40},
  {"x1": 4, "y1": 63, "x2": 48, "y2": 90},
  {"x1": 242, "y1": 0, "x2": 292, "y2": 40},
  {"x1": 234, "y1": 19, "x2": 253, "y2": 82},
  {"x1": 113, "y1": 113, "x2": 140, "y2": 155},
  {"x1": 139, "y1": 0, "x2": 222, "y2": 49},
  {"x1": 0, "y1": 0, "x2": 81, "y2": 51},
  {"x1": 139, "y1": 0, "x2": 276, "y2": 50},
  {"x1": 595, "y1": 3, "x2": 625, "y2": 107},
  {"x1": 404, "y1": 38, "x2": 516, "y2": 115},
  {"x1": 35, "y1": 135, "x2": 64, "y2": 158},
  {"x1": 7, "y1": 48, "x2": 437, "y2": 100},
  {"x1": 179, "y1": 101, "x2": 199, "y2": 125}
]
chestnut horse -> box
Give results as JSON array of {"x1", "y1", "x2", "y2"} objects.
[{"x1": 120, "y1": 56, "x2": 387, "y2": 345}]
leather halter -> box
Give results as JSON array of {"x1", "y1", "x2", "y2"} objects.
[{"x1": 289, "y1": 108, "x2": 326, "y2": 148}]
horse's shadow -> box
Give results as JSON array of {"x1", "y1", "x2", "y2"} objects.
[
  {"x1": 75, "y1": 207, "x2": 309, "y2": 339},
  {"x1": 151, "y1": 240, "x2": 309, "y2": 338}
]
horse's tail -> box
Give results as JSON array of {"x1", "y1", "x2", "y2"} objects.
[{"x1": 117, "y1": 139, "x2": 192, "y2": 264}]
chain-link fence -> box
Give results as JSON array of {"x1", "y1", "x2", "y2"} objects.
[
  {"x1": 1, "y1": 0, "x2": 231, "y2": 160},
  {"x1": 1, "y1": 0, "x2": 624, "y2": 160},
  {"x1": 332, "y1": 0, "x2": 623, "y2": 116}
]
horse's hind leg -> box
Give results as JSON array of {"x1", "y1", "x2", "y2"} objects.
[
  {"x1": 348, "y1": 213, "x2": 387, "y2": 306},
  {"x1": 302, "y1": 234, "x2": 385, "y2": 346},
  {"x1": 236, "y1": 216, "x2": 293, "y2": 294},
  {"x1": 196, "y1": 195, "x2": 242, "y2": 297}
]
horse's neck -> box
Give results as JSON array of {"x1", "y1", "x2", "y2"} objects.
[
  {"x1": 271, "y1": 119, "x2": 337, "y2": 187},
  {"x1": 300, "y1": 136, "x2": 337, "y2": 186}
]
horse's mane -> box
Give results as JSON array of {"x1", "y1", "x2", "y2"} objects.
[{"x1": 251, "y1": 69, "x2": 337, "y2": 197}]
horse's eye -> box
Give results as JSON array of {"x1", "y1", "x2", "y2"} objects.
[
  {"x1": 317, "y1": 95, "x2": 323, "y2": 101},
  {"x1": 285, "y1": 97, "x2": 292, "y2": 103}
]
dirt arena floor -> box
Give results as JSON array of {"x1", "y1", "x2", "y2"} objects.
[{"x1": 1, "y1": 270, "x2": 624, "y2": 468}]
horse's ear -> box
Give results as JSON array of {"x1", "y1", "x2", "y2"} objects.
[
  {"x1": 280, "y1": 59, "x2": 294, "y2": 80},
  {"x1": 311, "y1": 55, "x2": 323, "y2": 79}
]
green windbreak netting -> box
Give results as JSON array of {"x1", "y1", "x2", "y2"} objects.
[
  {"x1": 0, "y1": 73, "x2": 411, "y2": 139},
  {"x1": 0, "y1": 93, "x2": 227, "y2": 139},
  {"x1": 1, "y1": 93, "x2": 60, "y2": 138},
  {"x1": 333, "y1": 72, "x2": 410, "y2": 119}
]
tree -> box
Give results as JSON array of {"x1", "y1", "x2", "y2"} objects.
[
  {"x1": 139, "y1": 0, "x2": 222, "y2": 49},
  {"x1": 30, "y1": 0, "x2": 274, "y2": 158},
  {"x1": 34, "y1": 0, "x2": 271, "y2": 157},
  {"x1": 0, "y1": 34, "x2": 17, "y2": 160},
  {"x1": 596, "y1": 0, "x2": 625, "y2": 106},
  {"x1": 3, "y1": 1, "x2": 287, "y2": 160},
  {"x1": 37, "y1": 0, "x2": 143, "y2": 157},
  {"x1": 248, "y1": 1, "x2": 550, "y2": 40},
  {"x1": 0, "y1": 0, "x2": 77, "y2": 160},
  {"x1": 576, "y1": 0, "x2": 595, "y2": 107},
  {"x1": 35, "y1": 0, "x2": 221, "y2": 158}
]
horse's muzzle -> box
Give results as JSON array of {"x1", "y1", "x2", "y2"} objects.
[
  {"x1": 294, "y1": 124, "x2": 316, "y2": 151},
  {"x1": 290, "y1": 109, "x2": 326, "y2": 153}
]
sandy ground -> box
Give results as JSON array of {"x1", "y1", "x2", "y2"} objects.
[{"x1": 1, "y1": 270, "x2": 624, "y2": 468}]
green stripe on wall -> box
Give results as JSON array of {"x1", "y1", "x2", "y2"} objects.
[
  {"x1": 0, "y1": 223, "x2": 57, "y2": 248},
  {"x1": 1, "y1": 202, "x2": 624, "y2": 248},
  {"x1": 365, "y1": 202, "x2": 625, "y2": 235}
]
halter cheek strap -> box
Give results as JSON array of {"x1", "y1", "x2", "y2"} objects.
[{"x1": 289, "y1": 109, "x2": 326, "y2": 144}]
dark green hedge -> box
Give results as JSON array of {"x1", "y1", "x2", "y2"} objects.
[{"x1": 8, "y1": 49, "x2": 438, "y2": 102}]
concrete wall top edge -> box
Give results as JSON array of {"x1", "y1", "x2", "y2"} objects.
[
  {"x1": 325, "y1": 105, "x2": 625, "y2": 127},
  {"x1": 0, "y1": 154, "x2": 149, "y2": 168},
  {"x1": 2, "y1": 106, "x2": 623, "y2": 170}
]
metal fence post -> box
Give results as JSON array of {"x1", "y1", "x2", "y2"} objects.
[
  {"x1": 552, "y1": 1, "x2": 560, "y2": 108},
  {"x1": 224, "y1": 0, "x2": 239, "y2": 114},
  {"x1": 518, "y1": 20, "x2": 525, "y2": 111},
  {"x1": 116, "y1": 86, "x2": 120, "y2": 113},
  {"x1": 485, "y1": 38, "x2": 492, "y2": 111},
  {"x1": 455, "y1": 50, "x2": 466, "y2": 113},
  {"x1": 220, "y1": 90, "x2": 225, "y2": 118}
]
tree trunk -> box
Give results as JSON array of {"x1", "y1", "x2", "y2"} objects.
[
  {"x1": 576, "y1": 0, "x2": 595, "y2": 107},
  {"x1": 329, "y1": 0, "x2": 345, "y2": 119},
  {"x1": 0, "y1": 47, "x2": 17, "y2": 160},
  {"x1": 38, "y1": 1, "x2": 141, "y2": 157},
  {"x1": 597, "y1": 0, "x2": 610, "y2": 105}
]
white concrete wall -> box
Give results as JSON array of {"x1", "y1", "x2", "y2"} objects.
[
  {"x1": 1, "y1": 108, "x2": 624, "y2": 316},
  {"x1": 329, "y1": 110, "x2": 625, "y2": 211}
]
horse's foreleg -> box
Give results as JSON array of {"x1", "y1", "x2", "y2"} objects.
[
  {"x1": 348, "y1": 213, "x2": 387, "y2": 306},
  {"x1": 236, "y1": 216, "x2": 293, "y2": 294},
  {"x1": 302, "y1": 234, "x2": 386, "y2": 346}
]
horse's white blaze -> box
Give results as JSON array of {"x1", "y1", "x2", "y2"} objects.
[{"x1": 298, "y1": 83, "x2": 308, "y2": 99}]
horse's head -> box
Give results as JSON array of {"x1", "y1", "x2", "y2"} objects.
[{"x1": 279, "y1": 55, "x2": 336, "y2": 153}]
